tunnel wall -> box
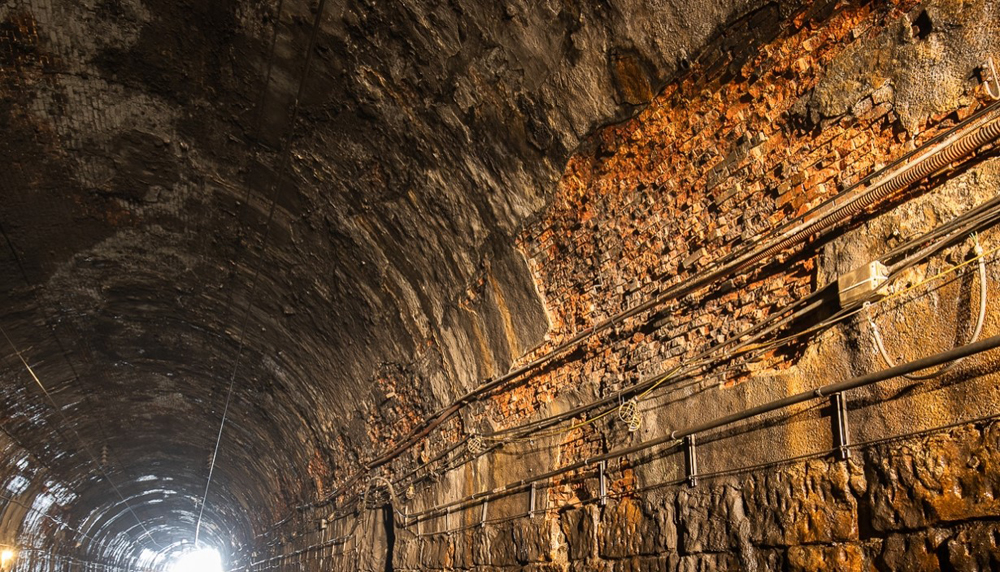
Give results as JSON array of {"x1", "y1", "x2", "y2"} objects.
[
  {"x1": 257, "y1": 0, "x2": 1000, "y2": 571},
  {"x1": 2, "y1": 0, "x2": 796, "y2": 565},
  {"x1": 4, "y1": 0, "x2": 1000, "y2": 569}
]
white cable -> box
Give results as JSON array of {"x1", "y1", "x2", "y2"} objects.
[{"x1": 867, "y1": 237, "x2": 988, "y2": 379}]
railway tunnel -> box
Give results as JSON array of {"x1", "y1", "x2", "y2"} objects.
[{"x1": 2, "y1": 0, "x2": 1000, "y2": 570}]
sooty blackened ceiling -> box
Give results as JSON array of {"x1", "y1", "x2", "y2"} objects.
[{"x1": 0, "y1": 0, "x2": 773, "y2": 568}]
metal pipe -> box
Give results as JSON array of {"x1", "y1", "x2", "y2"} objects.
[
  {"x1": 356, "y1": 105, "x2": 1000, "y2": 477},
  {"x1": 670, "y1": 332, "x2": 1000, "y2": 440},
  {"x1": 407, "y1": 332, "x2": 1000, "y2": 520},
  {"x1": 741, "y1": 108, "x2": 1000, "y2": 269},
  {"x1": 308, "y1": 104, "x2": 1000, "y2": 520}
]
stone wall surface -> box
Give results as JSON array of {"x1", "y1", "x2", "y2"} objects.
[
  {"x1": 267, "y1": 0, "x2": 1000, "y2": 570},
  {"x1": 1, "y1": 0, "x2": 787, "y2": 564},
  {"x1": 377, "y1": 424, "x2": 1000, "y2": 572},
  {"x1": 3, "y1": 0, "x2": 1000, "y2": 568}
]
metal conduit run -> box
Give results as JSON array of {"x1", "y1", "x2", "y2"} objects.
[
  {"x1": 260, "y1": 332, "x2": 1000, "y2": 563},
  {"x1": 302, "y1": 149, "x2": 998, "y2": 544},
  {"x1": 305, "y1": 101, "x2": 1000, "y2": 519},
  {"x1": 243, "y1": 397, "x2": 996, "y2": 572},
  {"x1": 417, "y1": 200, "x2": 1000, "y2": 451},
  {"x1": 297, "y1": 187, "x2": 1000, "y2": 551},
  {"x1": 400, "y1": 332, "x2": 1000, "y2": 523}
]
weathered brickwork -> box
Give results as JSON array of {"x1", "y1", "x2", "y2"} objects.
[{"x1": 507, "y1": 0, "x2": 920, "y2": 419}]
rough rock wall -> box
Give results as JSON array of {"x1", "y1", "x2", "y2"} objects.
[
  {"x1": 1, "y1": 0, "x2": 786, "y2": 565},
  {"x1": 265, "y1": 0, "x2": 1000, "y2": 570},
  {"x1": 386, "y1": 424, "x2": 1000, "y2": 571}
]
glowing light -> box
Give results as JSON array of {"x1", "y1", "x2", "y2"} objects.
[
  {"x1": 168, "y1": 548, "x2": 222, "y2": 572},
  {"x1": 0, "y1": 549, "x2": 15, "y2": 568}
]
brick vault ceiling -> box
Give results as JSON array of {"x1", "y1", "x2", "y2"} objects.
[{"x1": 0, "y1": 0, "x2": 785, "y2": 567}]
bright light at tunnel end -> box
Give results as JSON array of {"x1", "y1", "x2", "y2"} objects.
[{"x1": 168, "y1": 547, "x2": 223, "y2": 572}]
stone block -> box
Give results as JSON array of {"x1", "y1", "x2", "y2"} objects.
[
  {"x1": 677, "y1": 552, "x2": 740, "y2": 572},
  {"x1": 452, "y1": 529, "x2": 476, "y2": 569},
  {"x1": 877, "y1": 532, "x2": 943, "y2": 572},
  {"x1": 513, "y1": 517, "x2": 550, "y2": 563},
  {"x1": 423, "y1": 534, "x2": 453, "y2": 569},
  {"x1": 392, "y1": 535, "x2": 420, "y2": 570},
  {"x1": 522, "y1": 563, "x2": 568, "y2": 572},
  {"x1": 676, "y1": 485, "x2": 747, "y2": 554},
  {"x1": 742, "y1": 458, "x2": 860, "y2": 546},
  {"x1": 474, "y1": 522, "x2": 519, "y2": 567},
  {"x1": 945, "y1": 522, "x2": 1000, "y2": 571},
  {"x1": 571, "y1": 561, "x2": 611, "y2": 572},
  {"x1": 613, "y1": 555, "x2": 677, "y2": 572},
  {"x1": 561, "y1": 506, "x2": 597, "y2": 561},
  {"x1": 598, "y1": 499, "x2": 661, "y2": 558},
  {"x1": 866, "y1": 425, "x2": 1000, "y2": 532},
  {"x1": 787, "y1": 544, "x2": 865, "y2": 572}
]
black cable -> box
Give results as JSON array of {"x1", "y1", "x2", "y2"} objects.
[
  {"x1": 321, "y1": 100, "x2": 1000, "y2": 510},
  {"x1": 335, "y1": 199, "x2": 1000, "y2": 523},
  {"x1": 309, "y1": 209, "x2": 1000, "y2": 533}
]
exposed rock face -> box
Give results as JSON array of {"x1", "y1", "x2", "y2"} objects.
[
  {"x1": 3, "y1": 0, "x2": 1000, "y2": 569},
  {"x1": 345, "y1": 0, "x2": 1000, "y2": 570},
  {"x1": 0, "y1": 0, "x2": 791, "y2": 567}
]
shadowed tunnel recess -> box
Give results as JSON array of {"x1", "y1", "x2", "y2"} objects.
[{"x1": 0, "y1": 0, "x2": 876, "y2": 569}]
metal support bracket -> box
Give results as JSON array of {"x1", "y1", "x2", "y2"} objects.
[
  {"x1": 480, "y1": 499, "x2": 488, "y2": 528},
  {"x1": 833, "y1": 392, "x2": 851, "y2": 460},
  {"x1": 985, "y1": 57, "x2": 1000, "y2": 100},
  {"x1": 598, "y1": 460, "x2": 608, "y2": 506},
  {"x1": 528, "y1": 482, "x2": 536, "y2": 518},
  {"x1": 685, "y1": 435, "x2": 698, "y2": 487}
]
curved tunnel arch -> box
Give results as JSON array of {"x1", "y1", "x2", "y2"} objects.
[{"x1": 0, "y1": 0, "x2": 819, "y2": 569}]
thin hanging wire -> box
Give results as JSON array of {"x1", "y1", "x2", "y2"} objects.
[{"x1": 194, "y1": 0, "x2": 332, "y2": 547}]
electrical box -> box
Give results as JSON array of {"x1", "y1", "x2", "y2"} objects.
[{"x1": 838, "y1": 261, "x2": 889, "y2": 307}]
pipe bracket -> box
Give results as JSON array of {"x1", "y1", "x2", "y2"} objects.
[
  {"x1": 832, "y1": 392, "x2": 851, "y2": 461},
  {"x1": 685, "y1": 435, "x2": 698, "y2": 487},
  {"x1": 598, "y1": 460, "x2": 608, "y2": 506}
]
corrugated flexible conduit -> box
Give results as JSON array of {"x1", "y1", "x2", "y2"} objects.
[{"x1": 284, "y1": 117, "x2": 1000, "y2": 548}]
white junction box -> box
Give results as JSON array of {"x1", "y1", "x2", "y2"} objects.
[{"x1": 838, "y1": 261, "x2": 889, "y2": 307}]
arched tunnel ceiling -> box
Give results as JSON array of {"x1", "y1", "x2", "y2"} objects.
[{"x1": 0, "y1": 0, "x2": 777, "y2": 568}]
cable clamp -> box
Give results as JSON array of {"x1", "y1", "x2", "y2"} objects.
[
  {"x1": 618, "y1": 398, "x2": 641, "y2": 432},
  {"x1": 832, "y1": 392, "x2": 851, "y2": 461},
  {"x1": 684, "y1": 435, "x2": 698, "y2": 487},
  {"x1": 467, "y1": 433, "x2": 485, "y2": 456},
  {"x1": 528, "y1": 482, "x2": 536, "y2": 518}
]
